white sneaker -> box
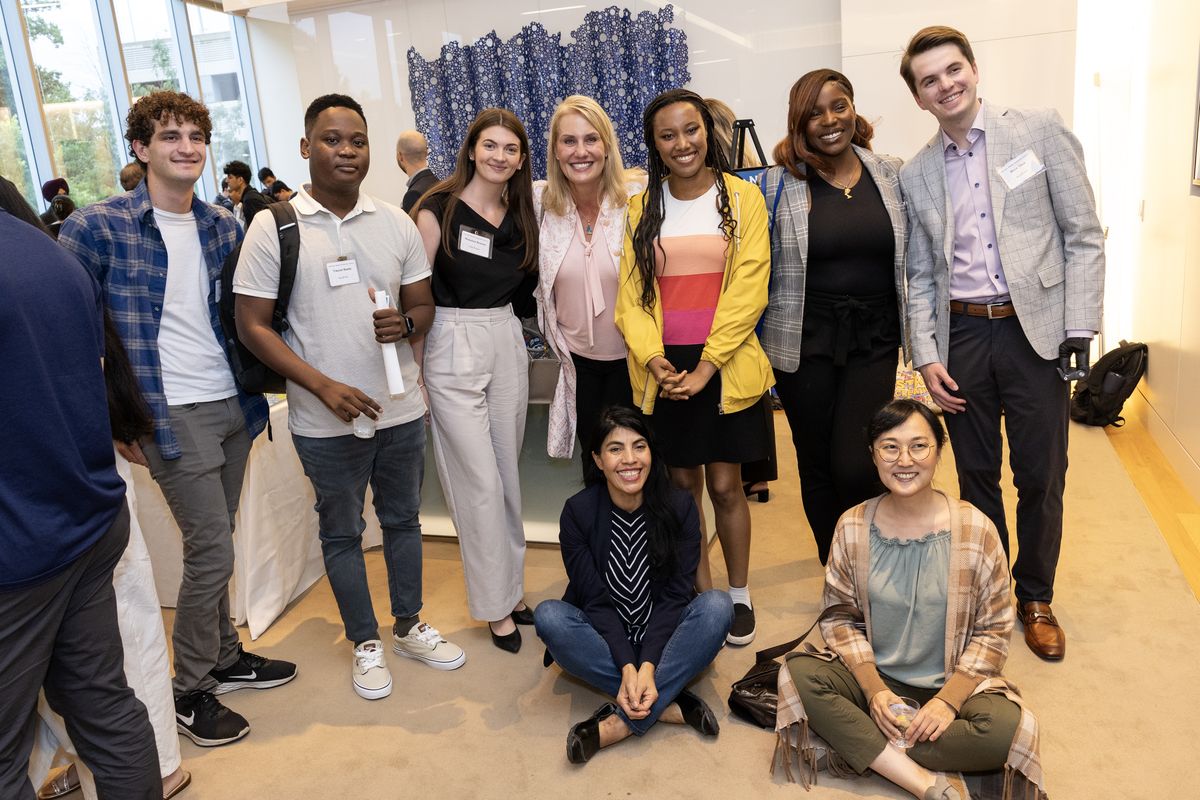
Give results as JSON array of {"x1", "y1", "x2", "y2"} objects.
[
  {"x1": 393, "y1": 621, "x2": 466, "y2": 671},
  {"x1": 352, "y1": 640, "x2": 393, "y2": 700}
]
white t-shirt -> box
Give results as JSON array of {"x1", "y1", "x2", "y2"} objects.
[
  {"x1": 153, "y1": 208, "x2": 238, "y2": 405},
  {"x1": 232, "y1": 189, "x2": 431, "y2": 437}
]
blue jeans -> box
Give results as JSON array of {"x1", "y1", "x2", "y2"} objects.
[
  {"x1": 534, "y1": 590, "x2": 732, "y2": 735},
  {"x1": 292, "y1": 418, "x2": 425, "y2": 644}
]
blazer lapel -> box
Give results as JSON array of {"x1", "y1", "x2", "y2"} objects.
[
  {"x1": 984, "y1": 103, "x2": 1013, "y2": 238},
  {"x1": 591, "y1": 485, "x2": 613, "y2": 569},
  {"x1": 920, "y1": 138, "x2": 953, "y2": 267}
]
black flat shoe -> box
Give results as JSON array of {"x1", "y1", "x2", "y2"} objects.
[
  {"x1": 511, "y1": 604, "x2": 535, "y2": 626},
  {"x1": 489, "y1": 623, "x2": 522, "y2": 653},
  {"x1": 742, "y1": 482, "x2": 769, "y2": 503},
  {"x1": 566, "y1": 702, "x2": 617, "y2": 764},
  {"x1": 674, "y1": 689, "x2": 720, "y2": 736}
]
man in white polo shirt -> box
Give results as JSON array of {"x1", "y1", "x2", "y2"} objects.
[{"x1": 233, "y1": 94, "x2": 464, "y2": 700}]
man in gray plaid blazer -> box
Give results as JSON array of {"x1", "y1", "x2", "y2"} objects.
[{"x1": 898, "y1": 26, "x2": 1105, "y2": 662}]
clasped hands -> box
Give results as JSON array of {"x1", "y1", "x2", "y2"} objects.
[
  {"x1": 868, "y1": 689, "x2": 956, "y2": 745},
  {"x1": 648, "y1": 356, "x2": 715, "y2": 400},
  {"x1": 617, "y1": 663, "x2": 658, "y2": 720}
]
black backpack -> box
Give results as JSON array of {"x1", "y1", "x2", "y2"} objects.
[
  {"x1": 1069, "y1": 340, "x2": 1148, "y2": 427},
  {"x1": 219, "y1": 202, "x2": 300, "y2": 395}
]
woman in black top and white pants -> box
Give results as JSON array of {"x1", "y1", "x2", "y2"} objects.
[
  {"x1": 534, "y1": 407, "x2": 732, "y2": 763},
  {"x1": 758, "y1": 69, "x2": 909, "y2": 565},
  {"x1": 414, "y1": 109, "x2": 539, "y2": 653}
]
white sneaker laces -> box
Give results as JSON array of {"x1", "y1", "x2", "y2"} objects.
[
  {"x1": 355, "y1": 644, "x2": 385, "y2": 672},
  {"x1": 409, "y1": 623, "x2": 444, "y2": 646}
]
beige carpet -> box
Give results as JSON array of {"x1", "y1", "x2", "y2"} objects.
[{"x1": 158, "y1": 415, "x2": 1198, "y2": 799}]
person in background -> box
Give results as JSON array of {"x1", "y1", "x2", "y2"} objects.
[
  {"x1": 413, "y1": 108, "x2": 539, "y2": 653},
  {"x1": 899, "y1": 25, "x2": 1105, "y2": 661},
  {"x1": 235, "y1": 93, "x2": 464, "y2": 701},
  {"x1": 758, "y1": 69, "x2": 908, "y2": 566},
  {"x1": 268, "y1": 181, "x2": 294, "y2": 202},
  {"x1": 215, "y1": 177, "x2": 235, "y2": 213},
  {"x1": 396, "y1": 130, "x2": 438, "y2": 213},
  {"x1": 257, "y1": 166, "x2": 276, "y2": 192},
  {"x1": 705, "y1": 96, "x2": 775, "y2": 504},
  {"x1": 777, "y1": 400, "x2": 1045, "y2": 800},
  {"x1": 535, "y1": 407, "x2": 732, "y2": 764},
  {"x1": 223, "y1": 160, "x2": 270, "y2": 228},
  {"x1": 59, "y1": 91, "x2": 295, "y2": 749},
  {"x1": 615, "y1": 88, "x2": 773, "y2": 646},
  {"x1": 39, "y1": 177, "x2": 69, "y2": 228},
  {"x1": 1, "y1": 199, "x2": 161, "y2": 800},
  {"x1": 120, "y1": 161, "x2": 145, "y2": 192},
  {"x1": 533, "y1": 95, "x2": 645, "y2": 476}
]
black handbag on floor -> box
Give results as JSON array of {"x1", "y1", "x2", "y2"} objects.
[{"x1": 727, "y1": 603, "x2": 863, "y2": 729}]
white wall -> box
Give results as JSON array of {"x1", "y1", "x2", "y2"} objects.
[
  {"x1": 840, "y1": 0, "x2": 1078, "y2": 160},
  {"x1": 245, "y1": 0, "x2": 841, "y2": 207},
  {"x1": 1074, "y1": 0, "x2": 1200, "y2": 502},
  {"x1": 244, "y1": 10, "x2": 308, "y2": 191}
]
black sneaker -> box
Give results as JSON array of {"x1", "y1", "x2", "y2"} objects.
[
  {"x1": 727, "y1": 603, "x2": 756, "y2": 646},
  {"x1": 209, "y1": 644, "x2": 298, "y2": 695},
  {"x1": 175, "y1": 690, "x2": 250, "y2": 747}
]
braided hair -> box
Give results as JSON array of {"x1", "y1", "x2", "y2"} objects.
[{"x1": 631, "y1": 89, "x2": 736, "y2": 312}]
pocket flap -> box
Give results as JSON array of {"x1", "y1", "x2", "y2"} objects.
[{"x1": 1038, "y1": 261, "x2": 1065, "y2": 288}]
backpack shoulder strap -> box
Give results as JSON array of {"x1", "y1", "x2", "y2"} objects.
[{"x1": 269, "y1": 203, "x2": 300, "y2": 330}]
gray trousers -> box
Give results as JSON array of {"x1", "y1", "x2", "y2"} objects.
[
  {"x1": 425, "y1": 306, "x2": 528, "y2": 621},
  {"x1": 143, "y1": 396, "x2": 251, "y2": 696},
  {"x1": 0, "y1": 504, "x2": 160, "y2": 800}
]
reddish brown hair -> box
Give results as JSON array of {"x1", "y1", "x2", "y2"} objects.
[
  {"x1": 772, "y1": 69, "x2": 873, "y2": 180},
  {"x1": 899, "y1": 26, "x2": 976, "y2": 95}
]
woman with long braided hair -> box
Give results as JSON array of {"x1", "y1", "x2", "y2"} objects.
[{"x1": 614, "y1": 88, "x2": 774, "y2": 646}]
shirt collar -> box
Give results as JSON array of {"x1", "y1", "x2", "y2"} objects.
[
  {"x1": 293, "y1": 186, "x2": 376, "y2": 219},
  {"x1": 405, "y1": 167, "x2": 429, "y2": 188},
  {"x1": 941, "y1": 100, "x2": 987, "y2": 153},
  {"x1": 131, "y1": 179, "x2": 218, "y2": 226}
]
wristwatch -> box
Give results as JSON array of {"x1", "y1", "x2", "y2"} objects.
[{"x1": 400, "y1": 313, "x2": 415, "y2": 338}]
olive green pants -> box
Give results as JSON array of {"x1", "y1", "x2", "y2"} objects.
[{"x1": 787, "y1": 655, "x2": 1020, "y2": 775}]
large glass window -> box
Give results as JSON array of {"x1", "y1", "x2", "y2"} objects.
[
  {"x1": 0, "y1": 11, "x2": 36, "y2": 206},
  {"x1": 21, "y1": 0, "x2": 124, "y2": 206},
  {"x1": 187, "y1": 2, "x2": 254, "y2": 186},
  {"x1": 113, "y1": 0, "x2": 184, "y2": 98}
]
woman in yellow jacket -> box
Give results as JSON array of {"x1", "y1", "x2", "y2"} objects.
[{"x1": 615, "y1": 88, "x2": 773, "y2": 646}]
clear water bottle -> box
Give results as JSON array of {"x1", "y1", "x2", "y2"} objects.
[{"x1": 352, "y1": 412, "x2": 376, "y2": 439}]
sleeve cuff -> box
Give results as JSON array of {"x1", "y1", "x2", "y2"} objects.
[
  {"x1": 937, "y1": 670, "x2": 982, "y2": 711},
  {"x1": 849, "y1": 661, "x2": 888, "y2": 700}
]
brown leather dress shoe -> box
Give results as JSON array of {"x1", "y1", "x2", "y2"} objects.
[{"x1": 1018, "y1": 601, "x2": 1066, "y2": 661}]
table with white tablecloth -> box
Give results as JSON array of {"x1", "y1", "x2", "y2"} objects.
[{"x1": 135, "y1": 398, "x2": 578, "y2": 639}]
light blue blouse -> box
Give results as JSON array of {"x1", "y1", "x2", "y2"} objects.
[{"x1": 868, "y1": 523, "x2": 951, "y2": 689}]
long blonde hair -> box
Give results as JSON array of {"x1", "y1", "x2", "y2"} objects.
[{"x1": 542, "y1": 95, "x2": 629, "y2": 217}]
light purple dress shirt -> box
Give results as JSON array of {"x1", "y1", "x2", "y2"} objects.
[{"x1": 943, "y1": 106, "x2": 1008, "y2": 303}]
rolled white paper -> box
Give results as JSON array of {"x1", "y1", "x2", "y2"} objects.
[{"x1": 375, "y1": 289, "x2": 406, "y2": 397}]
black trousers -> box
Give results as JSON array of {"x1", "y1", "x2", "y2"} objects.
[
  {"x1": 942, "y1": 313, "x2": 1068, "y2": 604},
  {"x1": 0, "y1": 504, "x2": 160, "y2": 800},
  {"x1": 571, "y1": 352, "x2": 634, "y2": 481},
  {"x1": 774, "y1": 342, "x2": 897, "y2": 564}
]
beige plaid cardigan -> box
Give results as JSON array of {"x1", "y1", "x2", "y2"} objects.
[{"x1": 773, "y1": 493, "x2": 1048, "y2": 800}]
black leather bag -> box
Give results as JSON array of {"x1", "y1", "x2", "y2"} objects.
[{"x1": 727, "y1": 603, "x2": 863, "y2": 729}]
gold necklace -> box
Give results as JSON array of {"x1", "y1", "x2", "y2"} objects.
[{"x1": 817, "y1": 161, "x2": 861, "y2": 200}]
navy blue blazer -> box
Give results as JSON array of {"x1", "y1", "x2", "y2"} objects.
[{"x1": 548, "y1": 483, "x2": 701, "y2": 669}]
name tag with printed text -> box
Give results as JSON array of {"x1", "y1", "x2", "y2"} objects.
[
  {"x1": 326, "y1": 257, "x2": 360, "y2": 287},
  {"x1": 459, "y1": 226, "x2": 494, "y2": 259},
  {"x1": 997, "y1": 149, "x2": 1046, "y2": 191}
]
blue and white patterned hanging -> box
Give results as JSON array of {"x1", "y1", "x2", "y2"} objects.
[{"x1": 407, "y1": 4, "x2": 690, "y2": 180}]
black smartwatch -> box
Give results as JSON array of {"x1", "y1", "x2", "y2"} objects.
[{"x1": 400, "y1": 313, "x2": 415, "y2": 338}]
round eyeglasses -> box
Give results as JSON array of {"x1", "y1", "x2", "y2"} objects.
[{"x1": 874, "y1": 442, "x2": 934, "y2": 463}]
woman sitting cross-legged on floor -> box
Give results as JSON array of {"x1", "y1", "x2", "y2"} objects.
[
  {"x1": 535, "y1": 406, "x2": 733, "y2": 763},
  {"x1": 776, "y1": 399, "x2": 1048, "y2": 800}
]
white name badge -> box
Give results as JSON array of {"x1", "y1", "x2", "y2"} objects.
[
  {"x1": 996, "y1": 149, "x2": 1046, "y2": 191},
  {"x1": 326, "y1": 257, "x2": 360, "y2": 287},
  {"x1": 459, "y1": 226, "x2": 494, "y2": 259}
]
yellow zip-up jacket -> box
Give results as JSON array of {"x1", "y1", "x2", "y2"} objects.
[{"x1": 615, "y1": 172, "x2": 775, "y2": 416}]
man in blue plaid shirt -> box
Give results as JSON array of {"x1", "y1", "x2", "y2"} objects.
[{"x1": 59, "y1": 91, "x2": 296, "y2": 749}]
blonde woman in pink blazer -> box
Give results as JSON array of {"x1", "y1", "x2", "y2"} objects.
[{"x1": 533, "y1": 95, "x2": 646, "y2": 478}]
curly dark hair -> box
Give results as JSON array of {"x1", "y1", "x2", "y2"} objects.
[
  {"x1": 632, "y1": 88, "x2": 734, "y2": 312},
  {"x1": 124, "y1": 91, "x2": 212, "y2": 161}
]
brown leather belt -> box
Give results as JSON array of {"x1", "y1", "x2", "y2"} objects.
[{"x1": 949, "y1": 300, "x2": 1016, "y2": 319}]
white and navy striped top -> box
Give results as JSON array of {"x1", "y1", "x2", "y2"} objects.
[{"x1": 607, "y1": 507, "x2": 654, "y2": 643}]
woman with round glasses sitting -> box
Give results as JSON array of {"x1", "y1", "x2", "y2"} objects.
[{"x1": 776, "y1": 399, "x2": 1047, "y2": 800}]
